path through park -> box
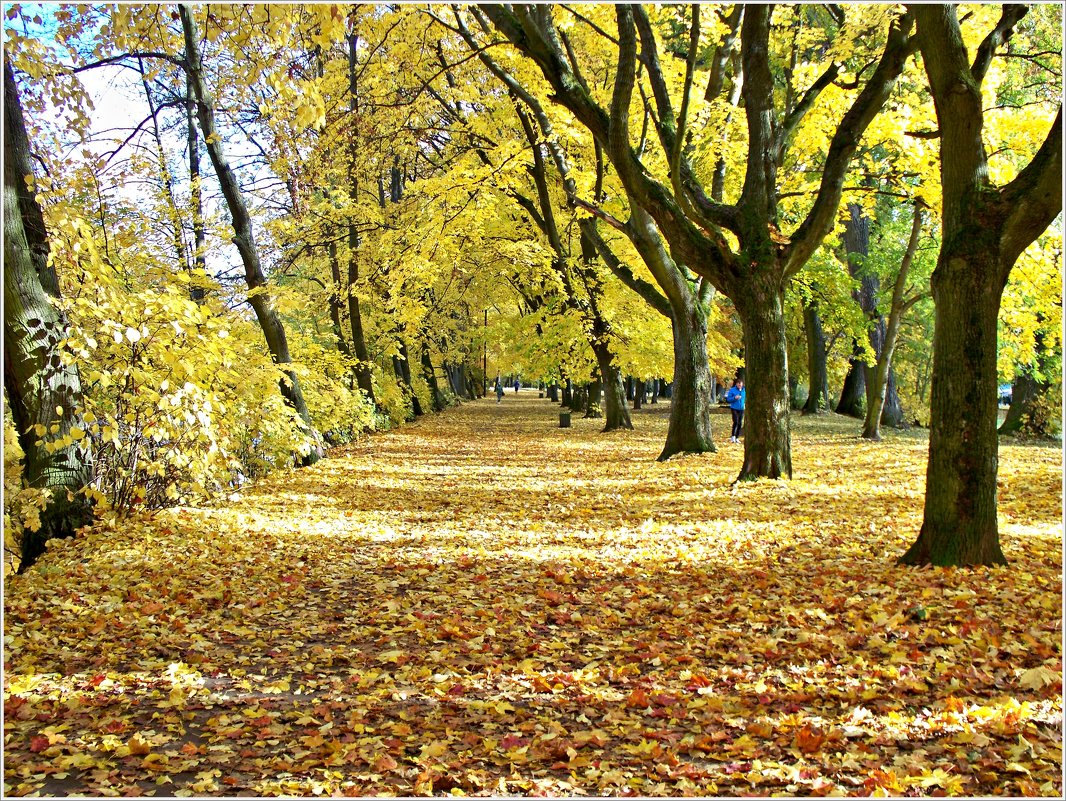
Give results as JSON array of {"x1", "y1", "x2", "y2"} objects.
[{"x1": 4, "y1": 393, "x2": 1062, "y2": 796}]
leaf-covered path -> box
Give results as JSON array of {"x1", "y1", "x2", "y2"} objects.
[{"x1": 4, "y1": 393, "x2": 1062, "y2": 796}]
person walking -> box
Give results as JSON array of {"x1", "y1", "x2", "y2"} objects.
[
  {"x1": 495, "y1": 377, "x2": 504, "y2": 403},
  {"x1": 513, "y1": 378, "x2": 520, "y2": 394},
  {"x1": 726, "y1": 378, "x2": 745, "y2": 443}
]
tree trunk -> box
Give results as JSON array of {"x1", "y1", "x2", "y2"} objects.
[
  {"x1": 625, "y1": 205, "x2": 715, "y2": 459},
  {"x1": 186, "y1": 73, "x2": 207, "y2": 301},
  {"x1": 999, "y1": 370, "x2": 1040, "y2": 435},
  {"x1": 584, "y1": 379, "x2": 602, "y2": 418},
  {"x1": 801, "y1": 300, "x2": 829, "y2": 414},
  {"x1": 346, "y1": 33, "x2": 376, "y2": 405},
  {"x1": 420, "y1": 347, "x2": 446, "y2": 412},
  {"x1": 327, "y1": 243, "x2": 351, "y2": 359},
  {"x1": 633, "y1": 379, "x2": 644, "y2": 410},
  {"x1": 659, "y1": 301, "x2": 716, "y2": 460},
  {"x1": 179, "y1": 6, "x2": 321, "y2": 465},
  {"x1": 837, "y1": 203, "x2": 871, "y2": 417},
  {"x1": 881, "y1": 368, "x2": 905, "y2": 427},
  {"x1": 900, "y1": 256, "x2": 1006, "y2": 565},
  {"x1": 398, "y1": 343, "x2": 422, "y2": 417},
  {"x1": 561, "y1": 379, "x2": 573, "y2": 409},
  {"x1": 734, "y1": 277, "x2": 792, "y2": 480},
  {"x1": 592, "y1": 343, "x2": 633, "y2": 431},
  {"x1": 650, "y1": 378, "x2": 659, "y2": 403},
  {"x1": 864, "y1": 204, "x2": 924, "y2": 439},
  {"x1": 836, "y1": 354, "x2": 867, "y2": 417},
  {"x1": 789, "y1": 373, "x2": 804, "y2": 410},
  {"x1": 4, "y1": 58, "x2": 93, "y2": 570},
  {"x1": 900, "y1": 6, "x2": 1060, "y2": 566}
]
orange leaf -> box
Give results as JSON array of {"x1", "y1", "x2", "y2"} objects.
[{"x1": 794, "y1": 723, "x2": 826, "y2": 754}]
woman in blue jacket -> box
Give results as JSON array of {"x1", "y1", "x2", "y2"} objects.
[{"x1": 725, "y1": 378, "x2": 745, "y2": 443}]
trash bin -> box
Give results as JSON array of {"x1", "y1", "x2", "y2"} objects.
[
  {"x1": 538, "y1": 391, "x2": 544, "y2": 398},
  {"x1": 559, "y1": 411, "x2": 571, "y2": 428}
]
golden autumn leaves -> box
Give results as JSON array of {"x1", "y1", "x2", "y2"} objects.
[{"x1": 3, "y1": 395, "x2": 1062, "y2": 796}]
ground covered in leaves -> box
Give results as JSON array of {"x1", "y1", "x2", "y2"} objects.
[{"x1": 3, "y1": 393, "x2": 1062, "y2": 797}]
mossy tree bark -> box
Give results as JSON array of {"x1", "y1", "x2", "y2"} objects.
[
  {"x1": 3, "y1": 58, "x2": 93, "y2": 570},
  {"x1": 899, "y1": 5, "x2": 1061, "y2": 567}
]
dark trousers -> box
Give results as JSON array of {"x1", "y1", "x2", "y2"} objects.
[{"x1": 730, "y1": 408, "x2": 744, "y2": 439}]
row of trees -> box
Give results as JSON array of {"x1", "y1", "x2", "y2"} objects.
[{"x1": 3, "y1": 4, "x2": 1061, "y2": 570}]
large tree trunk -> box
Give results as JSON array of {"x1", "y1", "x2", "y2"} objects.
[
  {"x1": 801, "y1": 300, "x2": 829, "y2": 414},
  {"x1": 734, "y1": 276, "x2": 792, "y2": 480},
  {"x1": 899, "y1": 6, "x2": 1060, "y2": 566},
  {"x1": 592, "y1": 343, "x2": 632, "y2": 432},
  {"x1": 900, "y1": 255, "x2": 1006, "y2": 565},
  {"x1": 659, "y1": 300, "x2": 716, "y2": 460},
  {"x1": 180, "y1": 6, "x2": 321, "y2": 465},
  {"x1": 4, "y1": 58, "x2": 93, "y2": 570}
]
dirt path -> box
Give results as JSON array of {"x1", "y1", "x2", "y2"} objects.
[{"x1": 4, "y1": 394, "x2": 1062, "y2": 796}]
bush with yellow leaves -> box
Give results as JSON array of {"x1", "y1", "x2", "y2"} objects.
[
  {"x1": 55, "y1": 269, "x2": 318, "y2": 513},
  {"x1": 3, "y1": 409, "x2": 50, "y2": 573}
]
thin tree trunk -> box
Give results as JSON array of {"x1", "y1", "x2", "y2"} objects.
[
  {"x1": 4, "y1": 58, "x2": 93, "y2": 570},
  {"x1": 633, "y1": 379, "x2": 644, "y2": 410},
  {"x1": 399, "y1": 343, "x2": 422, "y2": 416},
  {"x1": 327, "y1": 243, "x2": 351, "y2": 359},
  {"x1": 187, "y1": 71, "x2": 206, "y2": 302},
  {"x1": 179, "y1": 5, "x2": 321, "y2": 465},
  {"x1": 138, "y1": 58, "x2": 187, "y2": 276},
  {"x1": 346, "y1": 33, "x2": 375, "y2": 404},
  {"x1": 864, "y1": 203, "x2": 923, "y2": 439}
]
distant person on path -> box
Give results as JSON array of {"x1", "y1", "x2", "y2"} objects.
[
  {"x1": 726, "y1": 378, "x2": 745, "y2": 443},
  {"x1": 495, "y1": 377, "x2": 504, "y2": 403},
  {"x1": 514, "y1": 378, "x2": 520, "y2": 393}
]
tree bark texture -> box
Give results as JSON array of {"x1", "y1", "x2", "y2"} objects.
[
  {"x1": 900, "y1": 4, "x2": 1060, "y2": 566},
  {"x1": 4, "y1": 58, "x2": 93, "y2": 570},
  {"x1": 659, "y1": 301, "x2": 716, "y2": 460},
  {"x1": 734, "y1": 276, "x2": 792, "y2": 480}
]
